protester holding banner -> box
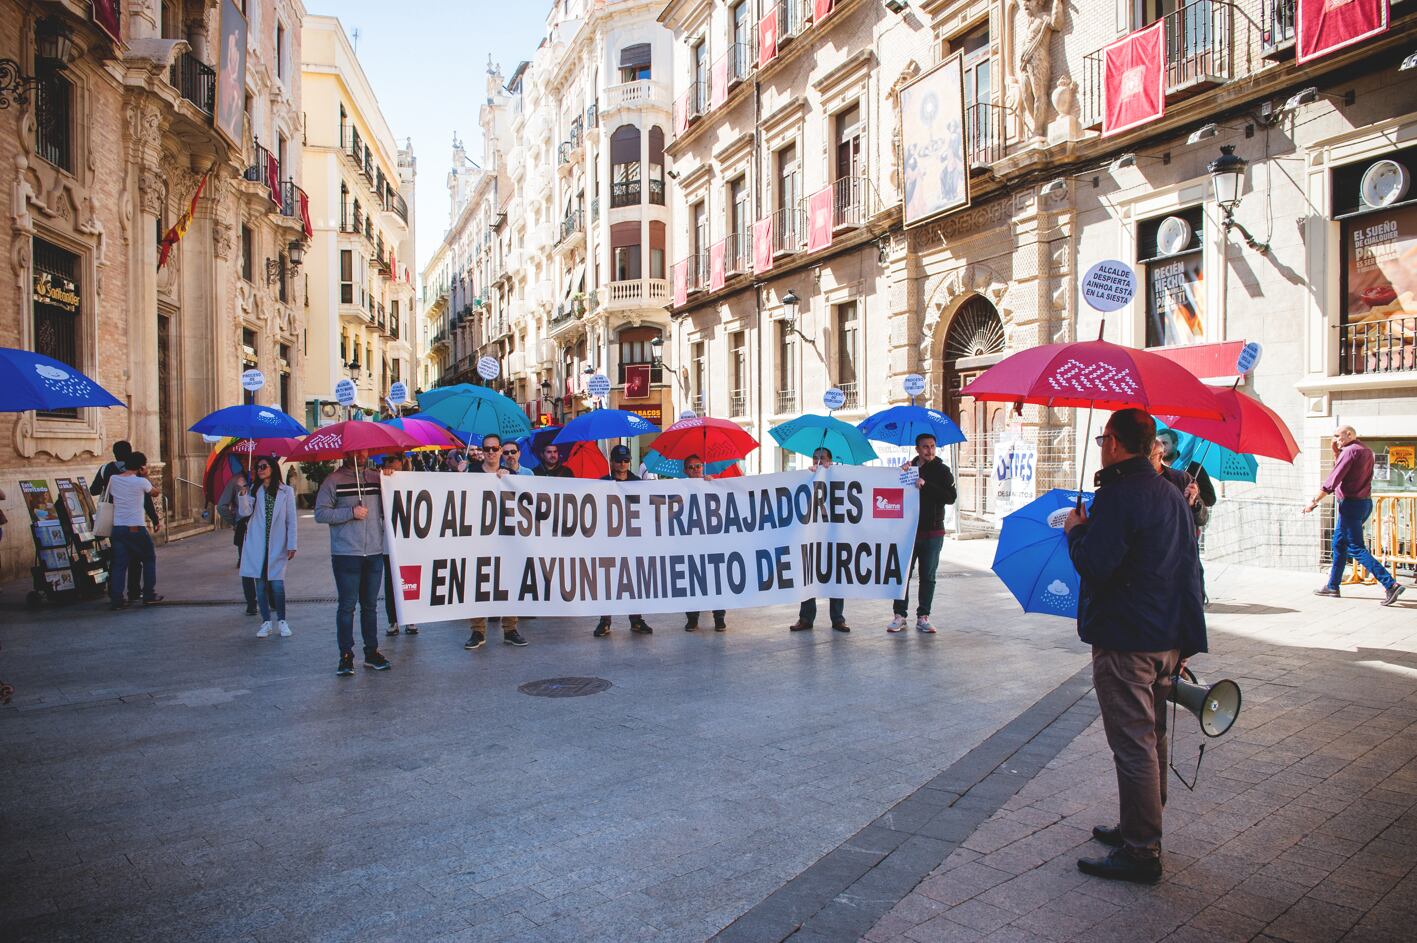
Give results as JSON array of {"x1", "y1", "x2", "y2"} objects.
[
  {"x1": 238, "y1": 457, "x2": 297, "y2": 639},
  {"x1": 888, "y1": 434, "x2": 955, "y2": 634},
  {"x1": 464, "y1": 434, "x2": 527, "y2": 648},
  {"x1": 595, "y1": 445, "x2": 654, "y2": 638},
  {"x1": 500, "y1": 441, "x2": 533, "y2": 476},
  {"x1": 534, "y1": 443, "x2": 575, "y2": 478},
  {"x1": 380, "y1": 455, "x2": 416, "y2": 636},
  {"x1": 315, "y1": 455, "x2": 392, "y2": 675},
  {"x1": 792, "y1": 448, "x2": 849, "y2": 633},
  {"x1": 682, "y1": 455, "x2": 727, "y2": 632}
]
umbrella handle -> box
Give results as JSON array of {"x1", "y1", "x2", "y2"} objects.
[{"x1": 1077, "y1": 405, "x2": 1095, "y2": 508}]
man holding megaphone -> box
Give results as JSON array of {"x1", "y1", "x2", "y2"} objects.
[{"x1": 1064, "y1": 409, "x2": 1207, "y2": 885}]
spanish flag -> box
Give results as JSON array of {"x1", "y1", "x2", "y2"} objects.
[{"x1": 158, "y1": 171, "x2": 209, "y2": 270}]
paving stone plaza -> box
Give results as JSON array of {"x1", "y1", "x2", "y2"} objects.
[{"x1": 1, "y1": 519, "x2": 1414, "y2": 942}]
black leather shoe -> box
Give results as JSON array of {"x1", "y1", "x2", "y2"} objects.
[
  {"x1": 1092, "y1": 824, "x2": 1123, "y2": 848},
  {"x1": 1077, "y1": 848, "x2": 1162, "y2": 884}
]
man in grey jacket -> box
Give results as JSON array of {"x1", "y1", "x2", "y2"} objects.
[{"x1": 315, "y1": 454, "x2": 391, "y2": 676}]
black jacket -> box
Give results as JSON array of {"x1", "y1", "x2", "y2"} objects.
[
  {"x1": 911, "y1": 456, "x2": 956, "y2": 537},
  {"x1": 534, "y1": 463, "x2": 574, "y2": 478},
  {"x1": 1066, "y1": 456, "x2": 1207, "y2": 658},
  {"x1": 600, "y1": 472, "x2": 641, "y2": 482}
]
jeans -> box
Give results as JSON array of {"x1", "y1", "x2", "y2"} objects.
[
  {"x1": 1326, "y1": 498, "x2": 1395, "y2": 590},
  {"x1": 383, "y1": 554, "x2": 398, "y2": 624},
  {"x1": 332, "y1": 554, "x2": 383, "y2": 656},
  {"x1": 109, "y1": 527, "x2": 156, "y2": 602},
  {"x1": 799, "y1": 597, "x2": 844, "y2": 625},
  {"x1": 894, "y1": 534, "x2": 944, "y2": 617},
  {"x1": 1092, "y1": 646, "x2": 1180, "y2": 858},
  {"x1": 256, "y1": 579, "x2": 286, "y2": 622}
]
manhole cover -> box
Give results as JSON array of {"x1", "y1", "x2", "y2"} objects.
[{"x1": 518, "y1": 677, "x2": 613, "y2": 698}]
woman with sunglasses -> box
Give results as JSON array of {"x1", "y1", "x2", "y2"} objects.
[{"x1": 237, "y1": 456, "x2": 298, "y2": 638}]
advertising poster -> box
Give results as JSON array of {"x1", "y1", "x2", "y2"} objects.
[
  {"x1": 992, "y1": 434, "x2": 1038, "y2": 522},
  {"x1": 1345, "y1": 204, "x2": 1417, "y2": 324},
  {"x1": 214, "y1": 0, "x2": 249, "y2": 147},
  {"x1": 1146, "y1": 254, "x2": 1205, "y2": 346},
  {"x1": 901, "y1": 54, "x2": 968, "y2": 227},
  {"x1": 19, "y1": 480, "x2": 58, "y2": 523}
]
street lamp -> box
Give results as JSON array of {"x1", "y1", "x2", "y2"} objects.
[
  {"x1": 649, "y1": 334, "x2": 664, "y2": 366},
  {"x1": 0, "y1": 19, "x2": 77, "y2": 108},
  {"x1": 539, "y1": 378, "x2": 551, "y2": 398},
  {"x1": 782, "y1": 289, "x2": 799, "y2": 323},
  {"x1": 1207, "y1": 145, "x2": 1270, "y2": 253}
]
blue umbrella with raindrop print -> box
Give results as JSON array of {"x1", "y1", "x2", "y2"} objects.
[
  {"x1": 0, "y1": 347, "x2": 124, "y2": 412},
  {"x1": 991, "y1": 488, "x2": 1095, "y2": 619}
]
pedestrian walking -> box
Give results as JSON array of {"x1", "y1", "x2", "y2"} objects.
[
  {"x1": 238, "y1": 457, "x2": 297, "y2": 639},
  {"x1": 791, "y1": 447, "x2": 848, "y2": 633},
  {"x1": 106, "y1": 452, "x2": 164, "y2": 610},
  {"x1": 533, "y1": 442, "x2": 575, "y2": 478},
  {"x1": 464, "y1": 434, "x2": 527, "y2": 649},
  {"x1": 682, "y1": 455, "x2": 726, "y2": 632},
  {"x1": 1064, "y1": 409, "x2": 1206, "y2": 884},
  {"x1": 314, "y1": 453, "x2": 391, "y2": 675},
  {"x1": 595, "y1": 445, "x2": 652, "y2": 637},
  {"x1": 887, "y1": 433, "x2": 955, "y2": 634},
  {"x1": 1305, "y1": 426, "x2": 1406, "y2": 606},
  {"x1": 380, "y1": 454, "x2": 417, "y2": 636}
]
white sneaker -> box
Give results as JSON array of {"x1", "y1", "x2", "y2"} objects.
[
  {"x1": 886, "y1": 615, "x2": 908, "y2": 633},
  {"x1": 256, "y1": 621, "x2": 272, "y2": 638},
  {"x1": 278, "y1": 620, "x2": 292, "y2": 637},
  {"x1": 916, "y1": 617, "x2": 937, "y2": 634}
]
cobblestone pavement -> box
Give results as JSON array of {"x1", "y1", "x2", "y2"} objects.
[
  {"x1": 0, "y1": 518, "x2": 1087, "y2": 943},
  {"x1": 2, "y1": 519, "x2": 1412, "y2": 942}
]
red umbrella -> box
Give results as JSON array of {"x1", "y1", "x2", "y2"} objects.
[
  {"x1": 960, "y1": 339, "x2": 1223, "y2": 420},
  {"x1": 1159, "y1": 388, "x2": 1300, "y2": 463},
  {"x1": 286, "y1": 420, "x2": 421, "y2": 461},
  {"x1": 202, "y1": 437, "x2": 303, "y2": 505},
  {"x1": 649, "y1": 417, "x2": 759, "y2": 465},
  {"x1": 710, "y1": 462, "x2": 743, "y2": 479},
  {"x1": 564, "y1": 441, "x2": 609, "y2": 479}
]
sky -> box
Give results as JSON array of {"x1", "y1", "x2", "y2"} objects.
[{"x1": 305, "y1": 1, "x2": 550, "y2": 274}]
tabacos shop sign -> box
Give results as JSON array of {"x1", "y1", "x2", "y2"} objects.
[{"x1": 33, "y1": 273, "x2": 80, "y2": 312}]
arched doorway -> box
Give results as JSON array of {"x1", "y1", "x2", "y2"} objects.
[{"x1": 941, "y1": 295, "x2": 1007, "y2": 529}]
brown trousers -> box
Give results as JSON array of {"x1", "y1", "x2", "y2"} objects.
[
  {"x1": 469, "y1": 616, "x2": 518, "y2": 632},
  {"x1": 1092, "y1": 646, "x2": 1180, "y2": 858}
]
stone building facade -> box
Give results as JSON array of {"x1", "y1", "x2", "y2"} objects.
[{"x1": 1, "y1": 0, "x2": 307, "y2": 581}]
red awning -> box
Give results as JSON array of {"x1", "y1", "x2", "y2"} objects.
[{"x1": 1148, "y1": 341, "x2": 1246, "y2": 380}]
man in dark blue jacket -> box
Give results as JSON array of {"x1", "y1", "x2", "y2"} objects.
[{"x1": 1064, "y1": 408, "x2": 1206, "y2": 885}]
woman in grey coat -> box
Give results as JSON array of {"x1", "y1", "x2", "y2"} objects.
[{"x1": 238, "y1": 457, "x2": 298, "y2": 638}]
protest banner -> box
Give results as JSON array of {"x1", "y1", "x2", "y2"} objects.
[{"x1": 383, "y1": 466, "x2": 919, "y2": 621}]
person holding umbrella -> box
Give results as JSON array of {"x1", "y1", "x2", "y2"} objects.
[
  {"x1": 791, "y1": 448, "x2": 849, "y2": 633},
  {"x1": 314, "y1": 450, "x2": 392, "y2": 675},
  {"x1": 887, "y1": 434, "x2": 956, "y2": 634},
  {"x1": 238, "y1": 457, "x2": 297, "y2": 639},
  {"x1": 595, "y1": 445, "x2": 653, "y2": 638},
  {"x1": 380, "y1": 454, "x2": 416, "y2": 636},
  {"x1": 682, "y1": 456, "x2": 727, "y2": 632},
  {"x1": 534, "y1": 442, "x2": 575, "y2": 478},
  {"x1": 1063, "y1": 409, "x2": 1206, "y2": 885}
]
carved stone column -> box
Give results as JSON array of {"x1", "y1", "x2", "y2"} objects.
[{"x1": 128, "y1": 133, "x2": 165, "y2": 459}]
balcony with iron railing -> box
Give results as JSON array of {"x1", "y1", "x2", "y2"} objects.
[
  {"x1": 730, "y1": 389, "x2": 748, "y2": 417},
  {"x1": 776, "y1": 389, "x2": 797, "y2": 414},
  {"x1": 1081, "y1": 2, "x2": 1254, "y2": 129},
  {"x1": 688, "y1": 80, "x2": 707, "y2": 120},
  {"x1": 771, "y1": 206, "x2": 806, "y2": 256},
  {"x1": 1259, "y1": 0, "x2": 1295, "y2": 57},
  {"x1": 687, "y1": 251, "x2": 711, "y2": 292},
  {"x1": 169, "y1": 51, "x2": 216, "y2": 116},
  {"x1": 340, "y1": 124, "x2": 364, "y2": 171},
  {"x1": 591, "y1": 197, "x2": 600, "y2": 222},
  {"x1": 1340, "y1": 317, "x2": 1417, "y2": 376},
  {"x1": 965, "y1": 102, "x2": 1012, "y2": 171},
  {"x1": 603, "y1": 278, "x2": 670, "y2": 311},
  {"x1": 724, "y1": 231, "x2": 751, "y2": 275},
  {"x1": 558, "y1": 209, "x2": 585, "y2": 246},
  {"x1": 612, "y1": 180, "x2": 642, "y2": 208},
  {"x1": 776, "y1": 0, "x2": 811, "y2": 44},
  {"x1": 690, "y1": 393, "x2": 707, "y2": 417},
  {"x1": 275, "y1": 180, "x2": 308, "y2": 223},
  {"x1": 830, "y1": 176, "x2": 878, "y2": 231},
  {"x1": 340, "y1": 201, "x2": 364, "y2": 234},
  {"x1": 618, "y1": 362, "x2": 665, "y2": 385},
  {"x1": 837, "y1": 381, "x2": 860, "y2": 411},
  {"x1": 586, "y1": 102, "x2": 599, "y2": 128},
  {"x1": 730, "y1": 41, "x2": 755, "y2": 84},
  {"x1": 649, "y1": 178, "x2": 666, "y2": 206},
  {"x1": 383, "y1": 189, "x2": 408, "y2": 223}
]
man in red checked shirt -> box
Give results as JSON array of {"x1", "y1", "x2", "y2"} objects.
[{"x1": 1304, "y1": 426, "x2": 1405, "y2": 607}]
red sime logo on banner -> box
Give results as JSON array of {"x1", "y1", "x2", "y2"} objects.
[
  {"x1": 400, "y1": 565, "x2": 422, "y2": 601},
  {"x1": 872, "y1": 488, "x2": 905, "y2": 518}
]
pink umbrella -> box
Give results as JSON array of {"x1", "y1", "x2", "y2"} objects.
[
  {"x1": 287, "y1": 421, "x2": 422, "y2": 503},
  {"x1": 381, "y1": 416, "x2": 464, "y2": 450}
]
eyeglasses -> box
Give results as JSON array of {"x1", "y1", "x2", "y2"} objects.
[
  {"x1": 1094, "y1": 434, "x2": 1114, "y2": 447},
  {"x1": 502, "y1": 449, "x2": 518, "y2": 455},
  {"x1": 485, "y1": 445, "x2": 502, "y2": 452},
  {"x1": 686, "y1": 465, "x2": 704, "y2": 471}
]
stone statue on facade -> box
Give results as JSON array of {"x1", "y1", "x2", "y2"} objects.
[{"x1": 1018, "y1": 0, "x2": 1065, "y2": 141}]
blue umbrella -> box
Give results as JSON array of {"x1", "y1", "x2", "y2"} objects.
[
  {"x1": 553, "y1": 408, "x2": 659, "y2": 444},
  {"x1": 992, "y1": 488, "x2": 1095, "y2": 619},
  {"x1": 419, "y1": 384, "x2": 532, "y2": 439},
  {"x1": 0, "y1": 347, "x2": 124, "y2": 412},
  {"x1": 189, "y1": 403, "x2": 308, "y2": 439},
  {"x1": 769, "y1": 414, "x2": 878, "y2": 464},
  {"x1": 1158, "y1": 421, "x2": 1258, "y2": 483},
  {"x1": 857, "y1": 405, "x2": 966, "y2": 447},
  {"x1": 642, "y1": 449, "x2": 738, "y2": 478}
]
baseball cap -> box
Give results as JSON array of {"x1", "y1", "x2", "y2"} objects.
[{"x1": 610, "y1": 445, "x2": 632, "y2": 461}]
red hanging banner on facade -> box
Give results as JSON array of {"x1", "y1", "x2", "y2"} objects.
[
  {"x1": 807, "y1": 187, "x2": 833, "y2": 253},
  {"x1": 759, "y1": 9, "x2": 779, "y2": 65},
  {"x1": 267, "y1": 152, "x2": 282, "y2": 208},
  {"x1": 753, "y1": 217, "x2": 774, "y2": 273},
  {"x1": 298, "y1": 189, "x2": 314, "y2": 238},
  {"x1": 711, "y1": 56, "x2": 729, "y2": 109},
  {"x1": 709, "y1": 240, "x2": 726, "y2": 291},
  {"x1": 92, "y1": 0, "x2": 122, "y2": 42},
  {"x1": 672, "y1": 259, "x2": 688, "y2": 307},
  {"x1": 1102, "y1": 22, "x2": 1165, "y2": 138},
  {"x1": 673, "y1": 95, "x2": 689, "y2": 135},
  {"x1": 1297, "y1": 0, "x2": 1388, "y2": 63},
  {"x1": 624, "y1": 364, "x2": 651, "y2": 399},
  {"x1": 813, "y1": 0, "x2": 834, "y2": 23}
]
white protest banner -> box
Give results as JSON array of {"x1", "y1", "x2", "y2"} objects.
[
  {"x1": 382, "y1": 466, "x2": 919, "y2": 621},
  {"x1": 992, "y1": 433, "x2": 1038, "y2": 522}
]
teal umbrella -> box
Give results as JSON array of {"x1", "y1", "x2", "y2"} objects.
[
  {"x1": 1158, "y1": 421, "x2": 1258, "y2": 483},
  {"x1": 418, "y1": 384, "x2": 531, "y2": 440},
  {"x1": 769, "y1": 414, "x2": 878, "y2": 465}
]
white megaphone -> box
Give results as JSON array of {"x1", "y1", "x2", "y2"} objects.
[{"x1": 1169, "y1": 668, "x2": 1241, "y2": 738}]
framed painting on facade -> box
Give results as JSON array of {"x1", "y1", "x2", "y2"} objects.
[
  {"x1": 900, "y1": 53, "x2": 969, "y2": 228},
  {"x1": 214, "y1": 0, "x2": 249, "y2": 148}
]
